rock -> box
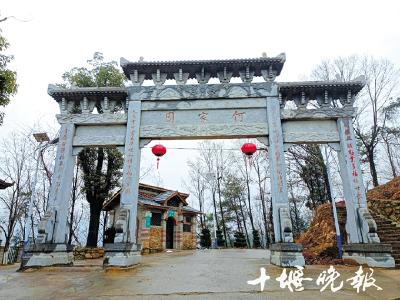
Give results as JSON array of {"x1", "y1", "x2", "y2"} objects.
[{"x1": 73, "y1": 247, "x2": 105, "y2": 260}]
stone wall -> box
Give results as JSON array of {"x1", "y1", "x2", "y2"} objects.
[
  {"x1": 368, "y1": 199, "x2": 400, "y2": 225},
  {"x1": 149, "y1": 227, "x2": 163, "y2": 250},
  {"x1": 142, "y1": 226, "x2": 163, "y2": 254},
  {"x1": 73, "y1": 247, "x2": 105, "y2": 260},
  {"x1": 182, "y1": 232, "x2": 196, "y2": 250}
]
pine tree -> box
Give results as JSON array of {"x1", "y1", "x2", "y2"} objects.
[
  {"x1": 252, "y1": 230, "x2": 261, "y2": 248},
  {"x1": 200, "y1": 228, "x2": 211, "y2": 248},
  {"x1": 216, "y1": 229, "x2": 225, "y2": 247},
  {"x1": 234, "y1": 231, "x2": 247, "y2": 248}
]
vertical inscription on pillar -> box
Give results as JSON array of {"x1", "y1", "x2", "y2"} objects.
[
  {"x1": 53, "y1": 126, "x2": 68, "y2": 196},
  {"x1": 47, "y1": 123, "x2": 76, "y2": 243},
  {"x1": 339, "y1": 118, "x2": 367, "y2": 207},
  {"x1": 267, "y1": 97, "x2": 291, "y2": 243},
  {"x1": 119, "y1": 100, "x2": 142, "y2": 244},
  {"x1": 122, "y1": 107, "x2": 136, "y2": 196}
]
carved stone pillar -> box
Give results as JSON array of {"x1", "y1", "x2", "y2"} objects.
[
  {"x1": 104, "y1": 100, "x2": 142, "y2": 268},
  {"x1": 21, "y1": 123, "x2": 75, "y2": 269},
  {"x1": 176, "y1": 215, "x2": 183, "y2": 250},
  {"x1": 337, "y1": 118, "x2": 394, "y2": 267},
  {"x1": 267, "y1": 95, "x2": 305, "y2": 267},
  {"x1": 192, "y1": 217, "x2": 197, "y2": 249}
]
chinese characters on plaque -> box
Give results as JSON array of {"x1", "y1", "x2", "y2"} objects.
[
  {"x1": 247, "y1": 266, "x2": 382, "y2": 293},
  {"x1": 163, "y1": 110, "x2": 247, "y2": 124}
]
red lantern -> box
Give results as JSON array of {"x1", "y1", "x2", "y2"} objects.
[
  {"x1": 151, "y1": 144, "x2": 167, "y2": 169},
  {"x1": 241, "y1": 143, "x2": 257, "y2": 156},
  {"x1": 241, "y1": 143, "x2": 257, "y2": 165}
]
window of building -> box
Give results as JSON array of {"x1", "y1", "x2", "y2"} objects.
[
  {"x1": 183, "y1": 224, "x2": 192, "y2": 232},
  {"x1": 150, "y1": 212, "x2": 162, "y2": 226},
  {"x1": 185, "y1": 216, "x2": 192, "y2": 223}
]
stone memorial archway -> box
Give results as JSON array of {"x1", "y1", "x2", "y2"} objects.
[{"x1": 21, "y1": 54, "x2": 395, "y2": 269}]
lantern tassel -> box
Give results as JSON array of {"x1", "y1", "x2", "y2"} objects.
[
  {"x1": 157, "y1": 157, "x2": 160, "y2": 169},
  {"x1": 246, "y1": 155, "x2": 253, "y2": 167}
]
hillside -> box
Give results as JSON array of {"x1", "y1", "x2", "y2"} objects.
[{"x1": 297, "y1": 177, "x2": 400, "y2": 265}]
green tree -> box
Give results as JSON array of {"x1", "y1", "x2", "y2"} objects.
[
  {"x1": 252, "y1": 230, "x2": 261, "y2": 248},
  {"x1": 233, "y1": 231, "x2": 247, "y2": 248},
  {"x1": 0, "y1": 30, "x2": 17, "y2": 125},
  {"x1": 288, "y1": 145, "x2": 331, "y2": 210},
  {"x1": 62, "y1": 52, "x2": 125, "y2": 247},
  {"x1": 200, "y1": 228, "x2": 211, "y2": 248}
]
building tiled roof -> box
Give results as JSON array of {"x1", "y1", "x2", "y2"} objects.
[
  {"x1": 278, "y1": 80, "x2": 365, "y2": 100},
  {"x1": 182, "y1": 206, "x2": 201, "y2": 214},
  {"x1": 120, "y1": 55, "x2": 286, "y2": 80},
  {"x1": 48, "y1": 85, "x2": 128, "y2": 102},
  {"x1": 152, "y1": 190, "x2": 176, "y2": 202},
  {"x1": 103, "y1": 182, "x2": 196, "y2": 214},
  {"x1": 138, "y1": 196, "x2": 164, "y2": 208}
]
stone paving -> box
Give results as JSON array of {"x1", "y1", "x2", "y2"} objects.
[{"x1": 0, "y1": 249, "x2": 399, "y2": 299}]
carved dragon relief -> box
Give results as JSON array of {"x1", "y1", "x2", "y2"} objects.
[{"x1": 129, "y1": 82, "x2": 275, "y2": 101}]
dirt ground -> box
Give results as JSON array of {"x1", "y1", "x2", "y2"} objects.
[{"x1": 0, "y1": 249, "x2": 399, "y2": 299}]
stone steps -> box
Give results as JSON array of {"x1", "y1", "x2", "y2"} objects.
[
  {"x1": 335, "y1": 204, "x2": 400, "y2": 267},
  {"x1": 373, "y1": 213, "x2": 400, "y2": 267}
]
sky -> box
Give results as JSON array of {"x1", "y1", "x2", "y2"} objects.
[{"x1": 1, "y1": 0, "x2": 400, "y2": 204}]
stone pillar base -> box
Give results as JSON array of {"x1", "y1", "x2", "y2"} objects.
[
  {"x1": 343, "y1": 243, "x2": 395, "y2": 268},
  {"x1": 20, "y1": 243, "x2": 73, "y2": 270},
  {"x1": 270, "y1": 243, "x2": 305, "y2": 267},
  {"x1": 103, "y1": 242, "x2": 141, "y2": 268}
]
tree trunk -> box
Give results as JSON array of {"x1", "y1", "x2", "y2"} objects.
[
  {"x1": 86, "y1": 202, "x2": 102, "y2": 248},
  {"x1": 383, "y1": 137, "x2": 397, "y2": 178},
  {"x1": 237, "y1": 197, "x2": 250, "y2": 247},
  {"x1": 230, "y1": 197, "x2": 242, "y2": 233},
  {"x1": 211, "y1": 190, "x2": 220, "y2": 231},
  {"x1": 217, "y1": 178, "x2": 228, "y2": 247},
  {"x1": 269, "y1": 198, "x2": 275, "y2": 243},
  {"x1": 259, "y1": 186, "x2": 270, "y2": 248},
  {"x1": 68, "y1": 162, "x2": 79, "y2": 245},
  {"x1": 245, "y1": 165, "x2": 255, "y2": 232},
  {"x1": 367, "y1": 147, "x2": 379, "y2": 187}
]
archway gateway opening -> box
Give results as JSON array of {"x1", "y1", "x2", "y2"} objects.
[{"x1": 21, "y1": 54, "x2": 395, "y2": 269}]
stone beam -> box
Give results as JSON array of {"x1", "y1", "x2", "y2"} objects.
[
  {"x1": 282, "y1": 120, "x2": 339, "y2": 144},
  {"x1": 73, "y1": 125, "x2": 126, "y2": 147},
  {"x1": 281, "y1": 108, "x2": 355, "y2": 120},
  {"x1": 139, "y1": 123, "x2": 268, "y2": 139},
  {"x1": 57, "y1": 114, "x2": 127, "y2": 125}
]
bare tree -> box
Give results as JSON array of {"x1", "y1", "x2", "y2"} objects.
[
  {"x1": 0, "y1": 131, "x2": 32, "y2": 262},
  {"x1": 185, "y1": 158, "x2": 207, "y2": 229},
  {"x1": 354, "y1": 57, "x2": 399, "y2": 187},
  {"x1": 312, "y1": 55, "x2": 399, "y2": 187},
  {"x1": 252, "y1": 149, "x2": 271, "y2": 247}
]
